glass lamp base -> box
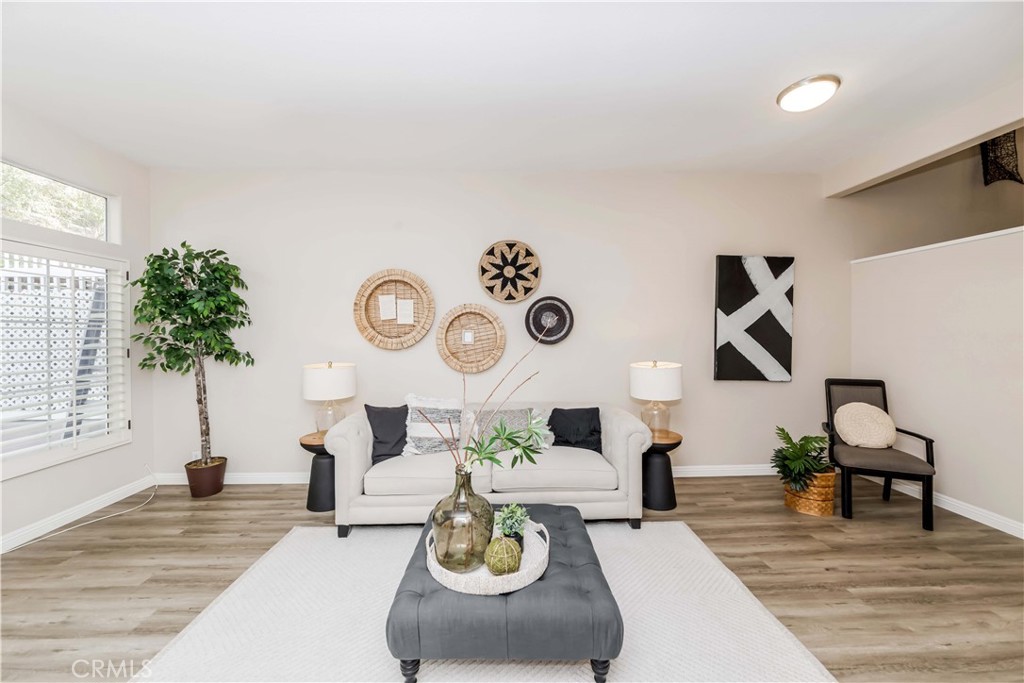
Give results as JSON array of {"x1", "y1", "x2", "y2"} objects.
[
  {"x1": 641, "y1": 401, "x2": 670, "y2": 434},
  {"x1": 314, "y1": 402, "x2": 344, "y2": 433}
]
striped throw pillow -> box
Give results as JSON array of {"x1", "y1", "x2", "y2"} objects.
[{"x1": 403, "y1": 394, "x2": 462, "y2": 456}]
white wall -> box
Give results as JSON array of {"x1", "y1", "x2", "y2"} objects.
[
  {"x1": 148, "y1": 161, "x2": 1024, "y2": 481},
  {"x1": 4, "y1": 110, "x2": 1018, "y2": 542},
  {"x1": 148, "y1": 171, "x2": 857, "y2": 477},
  {"x1": 1, "y1": 105, "x2": 153, "y2": 538},
  {"x1": 851, "y1": 228, "x2": 1023, "y2": 532},
  {"x1": 836, "y1": 128, "x2": 1024, "y2": 259}
]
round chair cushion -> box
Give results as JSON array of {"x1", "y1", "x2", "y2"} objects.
[{"x1": 835, "y1": 402, "x2": 897, "y2": 449}]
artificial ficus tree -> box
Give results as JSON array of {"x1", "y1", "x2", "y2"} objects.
[{"x1": 131, "y1": 242, "x2": 254, "y2": 465}]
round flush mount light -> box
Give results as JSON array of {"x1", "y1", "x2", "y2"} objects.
[{"x1": 776, "y1": 74, "x2": 841, "y2": 113}]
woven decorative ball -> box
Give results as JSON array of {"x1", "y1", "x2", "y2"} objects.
[{"x1": 484, "y1": 536, "x2": 522, "y2": 576}]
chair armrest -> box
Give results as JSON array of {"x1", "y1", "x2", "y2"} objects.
[
  {"x1": 600, "y1": 406, "x2": 653, "y2": 521},
  {"x1": 821, "y1": 421, "x2": 835, "y2": 435},
  {"x1": 895, "y1": 427, "x2": 933, "y2": 443},
  {"x1": 895, "y1": 427, "x2": 935, "y2": 466},
  {"x1": 324, "y1": 412, "x2": 373, "y2": 525}
]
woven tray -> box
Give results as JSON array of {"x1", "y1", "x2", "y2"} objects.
[
  {"x1": 436, "y1": 303, "x2": 505, "y2": 373},
  {"x1": 353, "y1": 269, "x2": 435, "y2": 350},
  {"x1": 425, "y1": 521, "x2": 549, "y2": 595}
]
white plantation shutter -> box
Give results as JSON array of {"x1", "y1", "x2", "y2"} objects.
[{"x1": 1, "y1": 240, "x2": 131, "y2": 478}]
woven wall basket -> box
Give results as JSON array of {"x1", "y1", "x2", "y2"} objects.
[
  {"x1": 784, "y1": 471, "x2": 836, "y2": 517},
  {"x1": 436, "y1": 304, "x2": 506, "y2": 373},
  {"x1": 353, "y1": 269, "x2": 435, "y2": 350},
  {"x1": 478, "y1": 240, "x2": 541, "y2": 303}
]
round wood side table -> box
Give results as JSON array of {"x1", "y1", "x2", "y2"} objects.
[
  {"x1": 643, "y1": 429, "x2": 682, "y2": 511},
  {"x1": 300, "y1": 431, "x2": 335, "y2": 512}
]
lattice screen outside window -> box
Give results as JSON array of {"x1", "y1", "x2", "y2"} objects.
[{"x1": 1, "y1": 241, "x2": 130, "y2": 478}]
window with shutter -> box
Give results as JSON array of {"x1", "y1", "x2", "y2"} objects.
[{"x1": 1, "y1": 242, "x2": 131, "y2": 479}]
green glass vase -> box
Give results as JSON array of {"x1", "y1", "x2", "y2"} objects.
[{"x1": 432, "y1": 464, "x2": 494, "y2": 573}]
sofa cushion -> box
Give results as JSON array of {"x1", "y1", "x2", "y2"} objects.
[
  {"x1": 548, "y1": 407, "x2": 602, "y2": 453},
  {"x1": 491, "y1": 446, "x2": 616, "y2": 492},
  {"x1": 364, "y1": 452, "x2": 492, "y2": 495},
  {"x1": 833, "y1": 445, "x2": 935, "y2": 476},
  {"x1": 365, "y1": 404, "x2": 408, "y2": 466}
]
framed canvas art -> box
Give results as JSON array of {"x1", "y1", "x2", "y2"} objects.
[{"x1": 714, "y1": 255, "x2": 794, "y2": 382}]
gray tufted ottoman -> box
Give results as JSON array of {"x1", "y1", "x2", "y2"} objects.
[{"x1": 386, "y1": 504, "x2": 624, "y2": 682}]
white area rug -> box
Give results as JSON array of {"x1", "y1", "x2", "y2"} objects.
[{"x1": 143, "y1": 522, "x2": 834, "y2": 683}]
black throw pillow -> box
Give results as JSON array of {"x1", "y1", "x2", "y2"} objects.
[
  {"x1": 548, "y1": 407, "x2": 602, "y2": 454},
  {"x1": 365, "y1": 404, "x2": 408, "y2": 466}
]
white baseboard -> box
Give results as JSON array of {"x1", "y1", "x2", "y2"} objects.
[
  {"x1": 2, "y1": 476, "x2": 155, "y2": 554},
  {"x1": 861, "y1": 476, "x2": 1023, "y2": 539},
  {"x1": 672, "y1": 464, "x2": 775, "y2": 478},
  {"x1": 153, "y1": 471, "x2": 309, "y2": 486}
]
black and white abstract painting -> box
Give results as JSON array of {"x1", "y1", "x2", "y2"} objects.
[{"x1": 714, "y1": 255, "x2": 794, "y2": 382}]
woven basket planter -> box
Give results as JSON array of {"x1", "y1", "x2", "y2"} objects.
[{"x1": 784, "y1": 471, "x2": 837, "y2": 517}]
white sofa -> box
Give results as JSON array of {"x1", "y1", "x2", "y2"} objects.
[{"x1": 325, "y1": 402, "x2": 653, "y2": 536}]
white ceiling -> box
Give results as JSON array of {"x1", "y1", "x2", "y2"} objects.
[{"x1": 2, "y1": 2, "x2": 1022, "y2": 173}]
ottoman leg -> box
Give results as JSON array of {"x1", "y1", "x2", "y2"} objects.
[
  {"x1": 400, "y1": 659, "x2": 420, "y2": 683},
  {"x1": 591, "y1": 659, "x2": 610, "y2": 683}
]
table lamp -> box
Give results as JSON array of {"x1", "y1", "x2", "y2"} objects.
[
  {"x1": 629, "y1": 361, "x2": 682, "y2": 434},
  {"x1": 302, "y1": 361, "x2": 357, "y2": 432}
]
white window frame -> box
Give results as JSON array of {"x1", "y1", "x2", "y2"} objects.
[
  {"x1": 1, "y1": 235, "x2": 133, "y2": 481},
  {"x1": 1, "y1": 161, "x2": 114, "y2": 243}
]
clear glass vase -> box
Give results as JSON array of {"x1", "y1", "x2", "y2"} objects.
[{"x1": 431, "y1": 464, "x2": 494, "y2": 573}]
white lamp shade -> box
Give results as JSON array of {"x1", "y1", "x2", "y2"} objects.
[
  {"x1": 302, "y1": 362, "x2": 357, "y2": 401},
  {"x1": 629, "y1": 361, "x2": 682, "y2": 401}
]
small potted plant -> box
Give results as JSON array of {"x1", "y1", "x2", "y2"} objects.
[
  {"x1": 495, "y1": 503, "x2": 530, "y2": 549},
  {"x1": 131, "y1": 242, "x2": 254, "y2": 498},
  {"x1": 770, "y1": 426, "x2": 835, "y2": 517}
]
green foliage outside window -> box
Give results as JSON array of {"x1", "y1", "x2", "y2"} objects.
[{"x1": 1, "y1": 163, "x2": 106, "y2": 240}]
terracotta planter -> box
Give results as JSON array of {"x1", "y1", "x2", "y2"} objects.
[
  {"x1": 184, "y1": 456, "x2": 227, "y2": 498},
  {"x1": 784, "y1": 470, "x2": 836, "y2": 517}
]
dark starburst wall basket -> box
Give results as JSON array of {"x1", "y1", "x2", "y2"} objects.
[
  {"x1": 478, "y1": 240, "x2": 542, "y2": 303},
  {"x1": 436, "y1": 303, "x2": 506, "y2": 373},
  {"x1": 525, "y1": 296, "x2": 574, "y2": 345}
]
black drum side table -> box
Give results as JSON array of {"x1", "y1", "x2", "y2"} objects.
[
  {"x1": 300, "y1": 431, "x2": 335, "y2": 512},
  {"x1": 642, "y1": 429, "x2": 682, "y2": 511}
]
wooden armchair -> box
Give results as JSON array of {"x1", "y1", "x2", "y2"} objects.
[{"x1": 823, "y1": 378, "x2": 936, "y2": 530}]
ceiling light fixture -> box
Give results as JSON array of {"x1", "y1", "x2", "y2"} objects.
[{"x1": 776, "y1": 74, "x2": 841, "y2": 113}]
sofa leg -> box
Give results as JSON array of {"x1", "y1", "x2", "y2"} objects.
[
  {"x1": 337, "y1": 525, "x2": 350, "y2": 538},
  {"x1": 400, "y1": 659, "x2": 419, "y2": 683},
  {"x1": 628, "y1": 518, "x2": 641, "y2": 530}
]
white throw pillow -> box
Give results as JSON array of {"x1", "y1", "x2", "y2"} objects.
[
  {"x1": 403, "y1": 394, "x2": 462, "y2": 456},
  {"x1": 834, "y1": 402, "x2": 897, "y2": 449}
]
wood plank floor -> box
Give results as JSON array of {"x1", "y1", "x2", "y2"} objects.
[{"x1": 2, "y1": 477, "x2": 1021, "y2": 682}]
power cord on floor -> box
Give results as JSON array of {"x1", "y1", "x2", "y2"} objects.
[{"x1": 4, "y1": 465, "x2": 159, "y2": 553}]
